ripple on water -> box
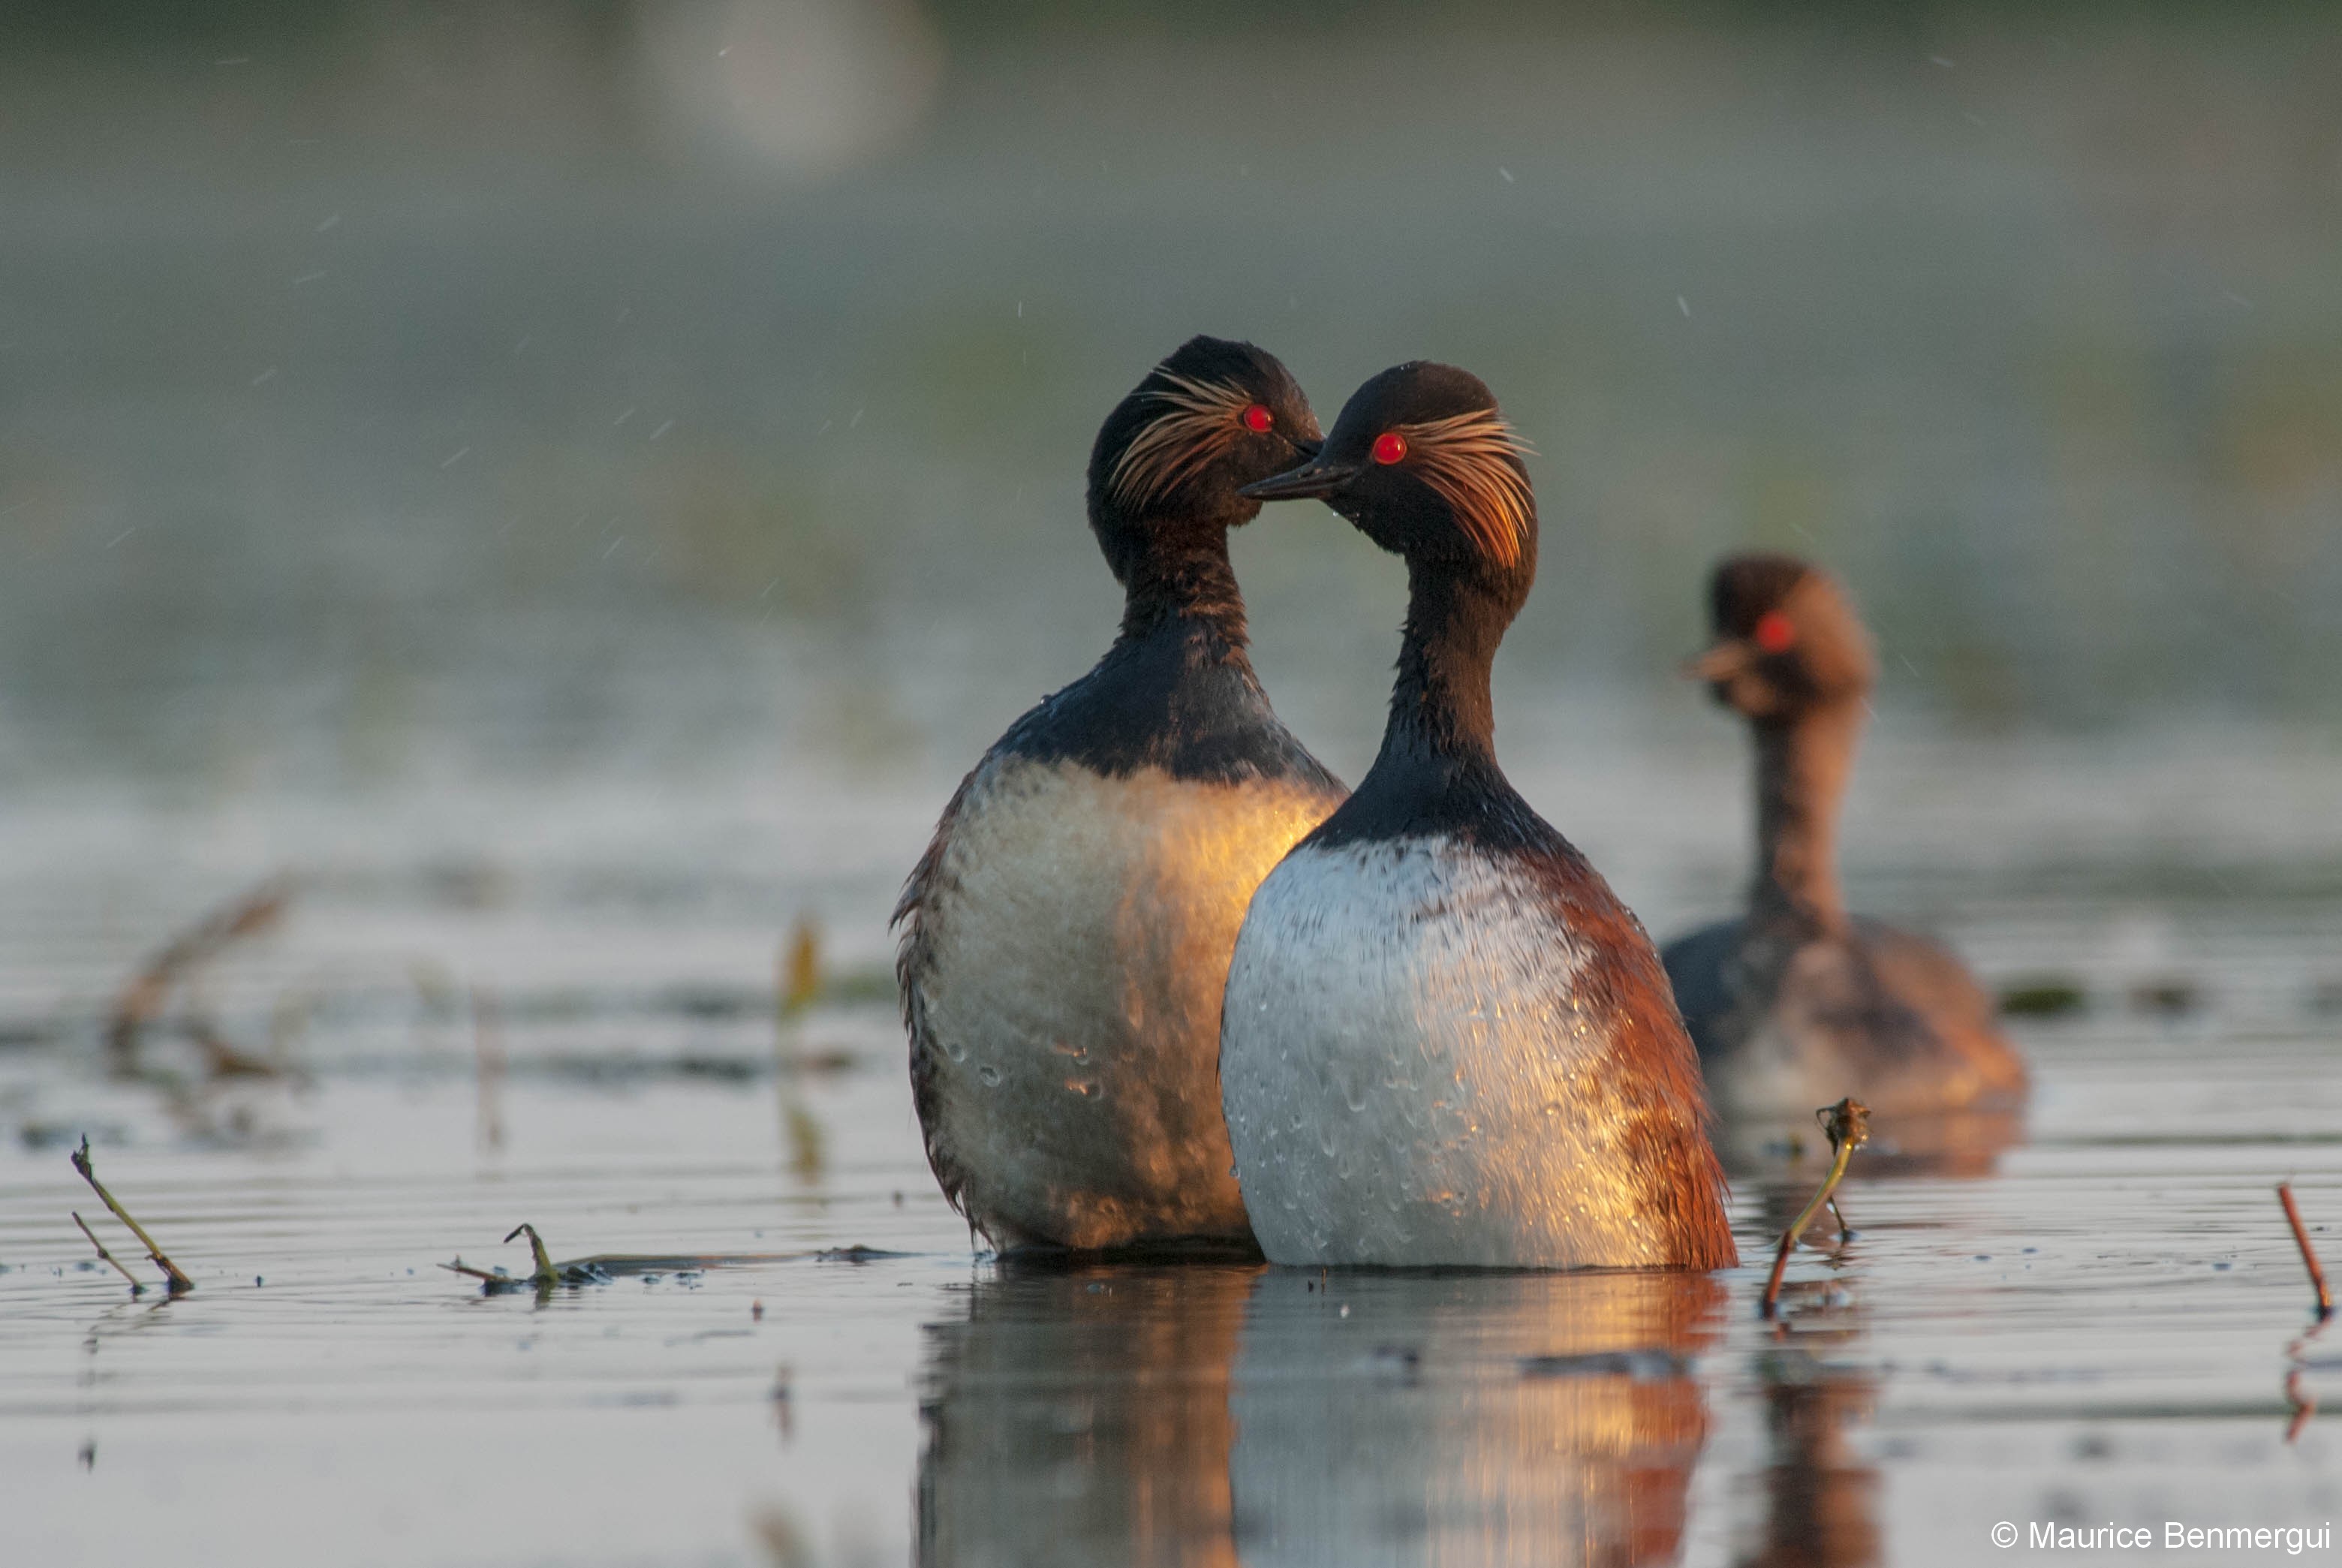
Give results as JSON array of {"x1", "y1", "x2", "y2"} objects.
[{"x1": 0, "y1": 832, "x2": 2337, "y2": 1565}]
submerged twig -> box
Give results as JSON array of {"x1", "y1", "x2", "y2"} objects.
[
  {"x1": 70, "y1": 1136, "x2": 194, "y2": 1293},
  {"x1": 71, "y1": 1211, "x2": 145, "y2": 1294},
  {"x1": 1762, "y1": 1098, "x2": 1870, "y2": 1318},
  {"x1": 2278, "y1": 1183, "x2": 2332, "y2": 1320}
]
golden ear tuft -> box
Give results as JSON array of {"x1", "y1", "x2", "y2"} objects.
[
  {"x1": 1106, "y1": 370, "x2": 1252, "y2": 512},
  {"x1": 1395, "y1": 408, "x2": 1534, "y2": 569}
]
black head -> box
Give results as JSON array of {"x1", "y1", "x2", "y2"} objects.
[
  {"x1": 1083, "y1": 336, "x2": 1322, "y2": 587},
  {"x1": 1687, "y1": 552, "x2": 1877, "y2": 719},
  {"x1": 1240, "y1": 361, "x2": 1536, "y2": 601}
]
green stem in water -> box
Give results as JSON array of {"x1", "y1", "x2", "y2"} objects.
[
  {"x1": 1762, "y1": 1098, "x2": 1869, "y2": 1318},
  {"x1": 504, "y1": 1223, "x2": 559, "y2": 1287}
]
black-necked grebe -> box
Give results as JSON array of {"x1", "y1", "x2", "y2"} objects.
[
  {"x1": 1218, "y1": 362, "x2": 1735, "y2": 1270},
  {"x1": 1663, "y1": 553, "x2": 2027, "y2": 1118},
  {"x1": 894, "y1": 336, "x2": 1347, "y2": 1253}
]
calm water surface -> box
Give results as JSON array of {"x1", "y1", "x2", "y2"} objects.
[
  {"x1": 2, "y1": 741, "x2": 2338, "y2": 1566},
  {"x1": 8, "y1": 8, "x2": 2342, "y2": 1563}
]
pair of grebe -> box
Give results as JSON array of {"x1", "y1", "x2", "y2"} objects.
[{"x1": 896, "y1": 337, "x2": 2022, "y2": 1271}]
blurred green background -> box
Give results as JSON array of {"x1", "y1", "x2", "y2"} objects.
[{"x1": 5, "y1": 1, "x2": 2338, "y2": 796}]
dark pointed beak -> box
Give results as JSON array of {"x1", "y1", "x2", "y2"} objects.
[
  {"x1": 1681, "y1": 640, "x2": 1754, "y2": 682},
  {"x1": 1240, "y1": 456, "x2": 1359, "y2": 501}
]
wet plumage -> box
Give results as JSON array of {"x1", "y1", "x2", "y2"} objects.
[
  {"x1": 895, "y1": 336, "x2": 1344, "y2": 1252},
  {"x1": 1220, "y1": 362, "x2": 1735, "y2": 1270}
]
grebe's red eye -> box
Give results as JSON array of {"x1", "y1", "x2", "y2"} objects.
[
  {"x1": 1753, "y1": 610, "x2": 1796, "y2": 654},
  {"x1": 1240, "y1": 402, "x2": 1273, "y2": 433},
  {"x1": 1371, "y1": 431, "x2": 1407, "y2": 465}
]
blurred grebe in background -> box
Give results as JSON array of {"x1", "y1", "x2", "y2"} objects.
[
  {"x1": 1663, "y1": 554, "x2": 2027, "y2": 1122},
  {"x1": 894, "y1": 336, "x2": 1345, "y2": 1253},
  {"x1": 1218, "y1": 361, "x2": 1735, "y2": 1270}
]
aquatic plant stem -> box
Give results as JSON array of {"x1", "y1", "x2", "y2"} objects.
[
  {"x1": 473, "y1": 987, "x2": 507, "y2": 1154},
  {"x1": 107, "y1": 877, "x2": 290, "y2": 1078},
  {"x1": 2277, "y1": 1182, "x2": 2332, "y2": 1319},
  {"x1": 71, "y1": 1211, "x2": 145, "y2": 1294},
  {"x1": 1762, "y1": 1098, "x2": 1869, "y2": 1317},
  {"x1": 70, "y1": 1136, "x2": 194, "y2": 1293},
  {"x1": 504, "y1": 1223, "x2": 559, "y2": 1287},
  {"x1": 775, "y1": 920, "x2": 826, "y2": 1181}
]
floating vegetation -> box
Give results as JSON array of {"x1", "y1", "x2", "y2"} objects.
[
  {"x1": 1997, "y1": 977, "x2": 2087, "y2": 1018},
  {"x1": 442, "y1": 1223, "x2": 649, "y2": 1295},
  {"x1": 69, "y1": 1135, "x2": 193, "y2": 1294},
  {"x1": 812, "y1": 1245, "x2": 903, "y2": 1265},
  {"x1": 438, "y1": 1223, "x2": 907, "y2": 1296},
  {"x1": 1763, "y1": 1099, "x2": 1869, "y2": 1319}
]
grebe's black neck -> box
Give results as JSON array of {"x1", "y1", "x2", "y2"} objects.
[
  {"x1": 995, "y1": 498, "x2": 1335, "y2": 789},
  {"x1": 1299, "y1": 555, "x2": 1531, "y2": 853},
  {"x1": 1748, "y1": 697, "x2": 1862, "y2": 931},
  {"x1": 1112, "y1": 517, "x2": 1249, "y2": 651},
  {"x1": 1377, "y1": 555, "x2": 1510, "y2": 771}
]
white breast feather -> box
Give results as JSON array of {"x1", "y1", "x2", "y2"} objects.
[
  {"x1": 912, "y1": 757, "x2": 1336, "y2": 1249},
  {"x1": 1221, "y1": 836, "x2": 1679, "y2": 1269}
]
